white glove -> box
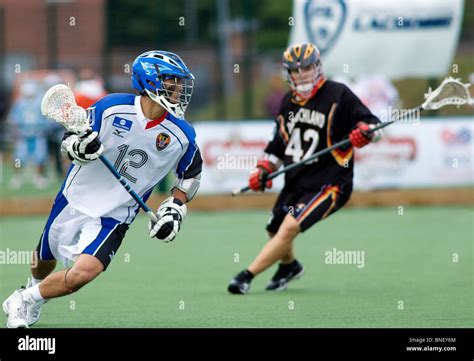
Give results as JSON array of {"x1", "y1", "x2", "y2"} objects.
[
  {"x1": 61, "y1": 130, "x2": 104, "y2": 165},
  {"x1": 149, "y1": 197, "x2": 187, "y2": 243}
]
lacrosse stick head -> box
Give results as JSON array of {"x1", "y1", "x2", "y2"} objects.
[
  {"x1": 422, "y1": 77, "x2": 472, "y2": 110},
  {"x1": 41, "y1": 84, "x2": 90, "y2": 134}
]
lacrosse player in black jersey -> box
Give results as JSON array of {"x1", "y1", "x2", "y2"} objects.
[{"x1": 228, "y1": 43, "x2": 382, "y2": 294}]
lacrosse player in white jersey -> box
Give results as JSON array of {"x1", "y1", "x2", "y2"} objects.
[{"x1": 3, "y1": 50, "x2": 202, "y2": 328}]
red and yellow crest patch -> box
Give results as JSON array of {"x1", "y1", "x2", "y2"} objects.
[{"x1": 156, "y1": 133, "x2": 171, "y2": 151}]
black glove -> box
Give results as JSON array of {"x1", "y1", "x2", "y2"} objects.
[{"x1": 149, "y1": 197, "x2": 187, "y2": 243}]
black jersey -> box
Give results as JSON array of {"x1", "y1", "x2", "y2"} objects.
[{"x1": 264, "y1": 80, "x2": 380, "y2": 191}]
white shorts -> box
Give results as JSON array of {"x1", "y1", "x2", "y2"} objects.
[{"x1": 37, "y1": 191, "x2": 129, "y2": 270}]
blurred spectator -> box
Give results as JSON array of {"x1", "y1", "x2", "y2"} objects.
[
  {"x1": 7, "y1": 81, "x2": 49, "y2": 189},
  {"x1": 351, "y1": 75, "x2": 399, "y2": 121},
  {"x1": 0, "y1": 89, "x2": 9, "y2": 152},
  {"x1": 263, "y1": 75, "x2": 287, "y2": 118},
  {"x1": 0, "y1": 89, "x2": 8, "y2": 119},
  {"x1": 332, "y1": 75, "x2": 399, "y2": 121},
  {"x1": 74, "y1": 68, "x2": 107, "y2": 109}
]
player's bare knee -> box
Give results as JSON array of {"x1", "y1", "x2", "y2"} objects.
[
  {"x1": 65, "y1": 267, "x2": 101, "y2": 291},
  {"x1": 277, "y1": 218, "x2": 300, "y2": 240},
  {"x1": 276, "y1": 228, "x2": 297, "y2": 243},
  {"x1": 279, "y1": 231, "x2": 298, "y2": 244},
  {"x1": 65, "y1": 255, "x2": 103, "y2": 292}
]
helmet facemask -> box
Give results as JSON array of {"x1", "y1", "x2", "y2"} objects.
[
  {"x1": 144, "y1": 65, "x2": 194, "y2": 119},
  {"x1": 284, "y1": 60, "x2": 324, "y2": 100}
]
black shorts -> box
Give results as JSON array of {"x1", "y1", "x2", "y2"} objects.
[
  {"x1": 87, "y1": 223, "x2": 129, "y2": 271},
  {"x1": 266, "y1": 184, "x2": 351, "y2": 234}
]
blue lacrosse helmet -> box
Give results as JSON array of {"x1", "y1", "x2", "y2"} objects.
[{"x1": 131, "y1": 50, "x2": 195, "y2": 118}]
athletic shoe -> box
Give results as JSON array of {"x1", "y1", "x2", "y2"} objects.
[
  {"x1": 265, "y1": 260, "x2": 304, "y2": 291},
  {"x1": 228, "y1": 270, "x2": 253, "y2": 294},
  {"x1": 2, "y1": 290, "x2": 31, "y2": 328}
]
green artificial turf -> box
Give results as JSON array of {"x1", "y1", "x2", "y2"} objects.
[{"x1": 0, "y1": 206, "x2": 472, "y2": 328}]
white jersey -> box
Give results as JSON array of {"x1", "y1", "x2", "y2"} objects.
[{"x1": 61, "y1": 93, "x2": 202, "y2": 223}]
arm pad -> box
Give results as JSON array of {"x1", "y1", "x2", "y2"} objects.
[{"x1": 171, "y1": 173, "x2": 201, "y2": 201}]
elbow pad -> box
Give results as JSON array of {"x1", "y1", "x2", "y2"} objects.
[{"x1": 172, "y1": 174, "x2": 201, "y2": 201}]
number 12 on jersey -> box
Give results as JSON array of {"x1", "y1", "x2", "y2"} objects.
[{"x1": 114, "y1": 144, "x2": 148, "y2": 183}]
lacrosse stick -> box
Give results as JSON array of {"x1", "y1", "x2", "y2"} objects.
[
  {"x1": 41, "y1": 84, "x2": 158, "y2": 222},
  {"x1": 232, "y1": 77, "x2": 472, "y2": 196}
]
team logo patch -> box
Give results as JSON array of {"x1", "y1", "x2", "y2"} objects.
[
  {"x1": 156, "y1": 133, "x2": 171, "y2": 151},
  {"x1": 112, "y1": 117, "x2": 133, "y2": 131}
]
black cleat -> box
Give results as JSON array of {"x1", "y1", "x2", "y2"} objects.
[
  {"x1": 228, "y1": 270, "x2": 253, "y2": 294},
  {"x1": 265, "y1": 260, "x2": 304, "y2": 291}
]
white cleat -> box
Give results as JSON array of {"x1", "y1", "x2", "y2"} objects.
[
  {"x1": 25, "y1": 278, "x2": 45, "y2": 326},
  {"x1": 3, "y1": 290, "x2": 30, "y2": 328}
]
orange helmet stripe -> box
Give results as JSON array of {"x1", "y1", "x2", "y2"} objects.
[
  {"x1": 303, "y1": 44, "x2": 314, "y2": 59},
  {"x1": 293, "y1": 44, "x2": 302, "y2": 58},
  {"x1": 284, "y1": 50, "x2": 294, "y2": 62}
]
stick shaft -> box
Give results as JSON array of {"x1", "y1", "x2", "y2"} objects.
[
  {"x1": 232, "y1": 106, "x2": 423, "y2": 196},
  {"x1": 99, "y1": 155, "x2": 158, "y2": 222}
]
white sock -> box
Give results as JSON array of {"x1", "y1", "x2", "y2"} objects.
[{"x1": 23, "y1": 284, "x2": 45, "y2": 303}]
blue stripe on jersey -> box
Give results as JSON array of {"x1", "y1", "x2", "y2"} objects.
[
  {"x1": 89, "y1": 93, "x2": 136, "y2": 134},
  {"x1": 104, "y1": 112, "x2": 136, "y2": 121},
  {"x1": 166, "y1": 113, "x2": 196, "y2": 142},
  {"x1": 143, "y1": 188, "x2": 154, "y2": 203},
  {"x1": 41, "y1": 163, "x2": 79, "y2": 260},
  {"x1": 176, "y1": 141, "x2": 198, "y2": 178},
  {"x1": 65, "y1": 166, "x2": 82, "y2": 193},
  {"x1": 83, "y1": 217, "x2": 121, "y2": 256},
  {"x1": 39, "y1": 192, "x2": 69, "y2": 260},
  {"x1": 60, "y1": 164, "x2": 75, "y2": 192},
  {"x1": 166, "y1": 113, "x2": 198, "y2": 178}
]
